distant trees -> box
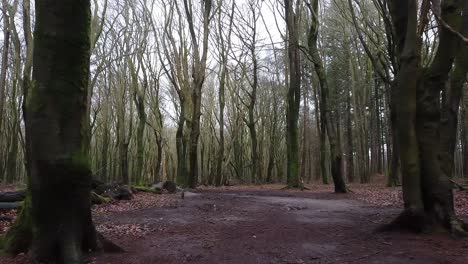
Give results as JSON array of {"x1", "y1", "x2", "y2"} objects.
[{"x1": 0, "y1": 0, "x2": 467, "y2": 207}]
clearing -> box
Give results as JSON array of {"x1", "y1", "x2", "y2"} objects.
[{"x1": 2, "y1": 185, "x2": 468, "y2": 263}]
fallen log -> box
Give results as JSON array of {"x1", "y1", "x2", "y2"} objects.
[
  {"x1": 91, "y1": 192, "x2": 112, "y2": 205},
  {"x1": 0, "y1": 202, "x2": 22, "y2": 210},
  {"x1": 131, "y1": 186, "x2": 162, "y2": 194},
  {"x1": 0, "y1": 191, "x2": 26, "y2": 203}
]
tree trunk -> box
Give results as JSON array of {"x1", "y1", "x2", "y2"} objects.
[
  {"x1": 3, "y1": 0, "x2": 120, "y2": 261},
  {"x1": 440, "y1": 18, "x2": 468, "y2": 179},
  {"x1": 0, "y1": 2, "x2": 10, "y2": 180},
  {"x1": 386, "y1": 0, "x2": 468, "y2": 234},
  {"x1": 387, "y1": 82, "x2": 400, "y2": 186},
  {"x1": 183, "y1": 0, "x2": 212, "y2": 189},
  {"x1": 285, "y1": 0, "x2": 302, "y2": 189},
  {"x1": 134, "y1": 93, "x2": 146, "y2": 183},
  {"x1": 215, "y1": 60, "x2": 226, "y2": 185},
  {"x1": 308, "y1": 0, "x2": 346, "y2": 192}
]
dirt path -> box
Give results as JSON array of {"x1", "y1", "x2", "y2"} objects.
[{"x1": 92, "y1": 190, "x2": 468, "y2": 264}]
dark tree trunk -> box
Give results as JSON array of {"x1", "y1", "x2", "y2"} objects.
[
  {"x1": 308, "y1": 0, "x2": 346, "y2": 192},
  {"x1": 312, "y1": 79, "x2": 329, "y2": 184},
  {"x1": 386, "y1": 0, "x2": 468, "y2": 234},
  {"x1": 176, "y1": 102, "x2": 188, "y2": 187},
  {"x1": 3, "y1": 0, "x2": 120, "y2": 261},
  {"x1": 134, "y1": 93, "x2": 146, "y2": 183},
  {"x1": 215, "y1": 63, "x2": 225, "y2": 186},
  {"x1": 100, "y1": 121, "x2": 109, "y2": 181},
  {"x1": 188, "y1": 86, "x2": 202, "y2": 188},
  {"x1": 285, "y1": 0, "x2": 302, "y2": 188},
  {"x1": 184, "y1": 0, "x2": 212, "y2": 189},
  {"x1": 119, "y1": 142, "x2": 129, "y2": 185},
  {"x1": 440, "y1": 14, "x2": 468, "y2": 179},
  {"x1": 154, "y1": 135, "x2": 163, "y2": 182},
  {"x1": 387, "y1": 82, "x2": 400, "y2": 186}
]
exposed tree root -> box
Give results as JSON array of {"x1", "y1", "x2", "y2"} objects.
[
  {"x1": 377, "y1": 209, "x2": 468, "y2": 236},
  {"x1": 1, "y1": 196, "x2": 123, "y2": 262},
  {"x1": 2, "y1": 196, "x2": 33, "y2": 255},
  {"x1": 97, "y1": 233, "x2": 124, "y2": 253},
  {"x1": 377, "y1": 209, "x2": 429, "y2": 233}
]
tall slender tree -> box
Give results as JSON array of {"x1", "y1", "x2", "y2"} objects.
[
  {"x1": 306, "y1": 0, "x2": 347, "y2": 193},
  {"x1": 285, "y1": 0, "x2": 302, "y2": 188}
]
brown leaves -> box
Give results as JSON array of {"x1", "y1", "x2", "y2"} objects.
[
  {"x1": 348, "y1": 183, "x2": 468, "y2": 217},
  {"x1": 92, "y1": 192, "x2": 179, "y2": 215},
  {"x1": 348, "y1": 184, "x2": 403, "y2": 207},
  {"x1": 0, "y1": 209, "x2": 17, "y2": 234},
  {"x1": 96, "y1": 223, "x2": 150, "y2": 238},
  {"x1": 0, "y1": 192, "x2": 179, "y2": 238}
]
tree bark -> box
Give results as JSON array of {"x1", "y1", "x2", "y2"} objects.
[
  {"x1": 386, "y1": 0, "x2": 468, "y2": 234},
  {"x1": 183, "y1": 0, "x2": 212, "y2": 189},
  {"x1": 0, "y1": 0, "x2": 11, "y2": 180},
  {"x1": 3, "y1": 0, "x2": 120, "y2": 261},
  {"x1": 307, "y1": 0, "x2": 346, "y2": 192},
  {"x1": 285, "y1": 0, "x2": 302, "y2": 189}
]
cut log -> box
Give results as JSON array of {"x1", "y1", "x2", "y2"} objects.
[
  {"x1": 163, "y1": 181, "x2": 177, "y2": 193},
  {"x1": 151, "y1": 181, "x2": 178, "y2": 193},
  {"x1": 0, "y1": 191, "x2": 26, "y2": 203}
]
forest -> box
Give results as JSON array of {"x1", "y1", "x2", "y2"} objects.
[{"x1": 0, "y1": 0, "x2": 468, "y2": 263}]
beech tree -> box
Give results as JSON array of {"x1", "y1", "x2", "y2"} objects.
[
  {"x1": 3, "y1": 0, "x2": 119, "y2": 261},
  {"x1": 387, "y1": 0, "x2": 468, "y2": 233},
  {"x1": 285, "y1": 0, "x2": 302, "y2": 188}
]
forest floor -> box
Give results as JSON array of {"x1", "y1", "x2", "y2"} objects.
[{"x1": 1, "y1": 182, "x2": 468, "y2": 263}]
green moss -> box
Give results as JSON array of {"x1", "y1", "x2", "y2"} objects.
[
  {"x1": 25, "y1": 80, "x2": 42, "y2": 114},
  {"x1": 71, "y1": 150, "x2": 90, "y2": 170},
  {"x1": 3, "y1": 195, "x2": 33, "y2": 255},
  {"x1": 132, "y1": 186, "x2": 162, "y2": 194},
  {"x1": 91, "y1": 192, "x2": 111, "y2": 205}
]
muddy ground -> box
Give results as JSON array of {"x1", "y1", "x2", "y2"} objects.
[{"x1": 86, "y1": 189, "x2": 468, "y2": 264}]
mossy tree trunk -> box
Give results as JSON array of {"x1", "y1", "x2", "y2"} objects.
[
  {"x1": 214, "y1": 1, "x2": 234, "y2": 186},
  {"x1": 307, "y1": 0, "x2": 346, "y2": 193},
  {"x1": 387, "y1": 81, "x2": 401, "y2": 187},
  {"x1": 440, "y1": 9, "x2": 468, "y2": 179},
  {"x1": 0, "y1": 0, "x2": 11, "y2": 179},
  {"x1": 387, "y1": 0, "x2": 468, "y2": 234},
  {"x1": 285, "y1": 0, "x2": 302, "y2": 189},
  {"x1": 3, "y1": 0, "x2": 113, "y2": 261},
  {"x1": 183, "y1": 0, "x2": 213, "y2": 189},
  {"x1": 5, "y1": 4, "x2": 22, "y2": 183},
  {"x1": 129, "y1": 57, "x2": 148, "y2": 184}
]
